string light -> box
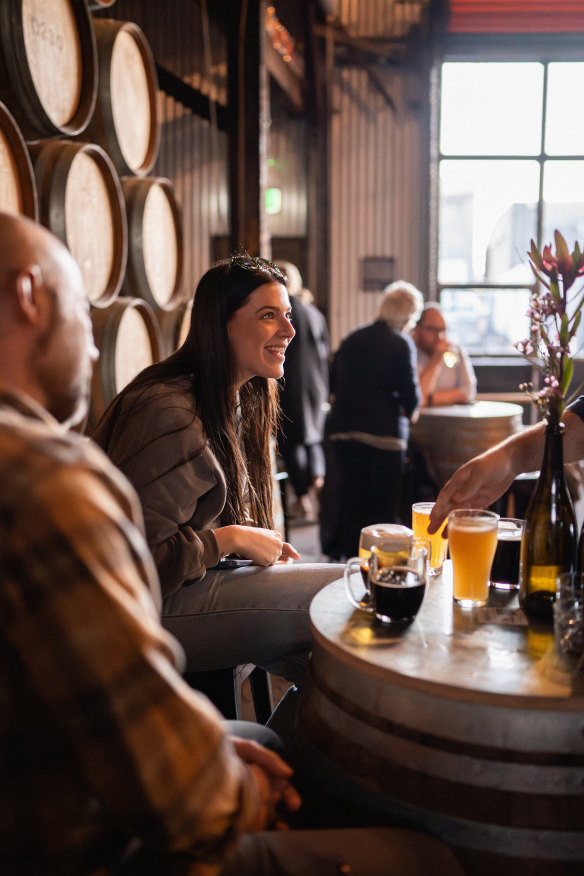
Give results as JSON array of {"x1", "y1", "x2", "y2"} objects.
[{"x1": 266, "y1": 5, "x2": 295, "y2": 64}]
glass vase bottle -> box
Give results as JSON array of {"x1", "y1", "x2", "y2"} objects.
[{"x1": 519, "y1": 418, "x2": 577, "y2": 624}]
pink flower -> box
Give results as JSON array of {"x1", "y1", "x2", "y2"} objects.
[{"x1": 519, "y1": 230, "x2": 584, "y2": 421}]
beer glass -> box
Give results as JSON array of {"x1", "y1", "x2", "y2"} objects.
[
  {"x1": 412, "y1": 501, "x2": 448, "y2": 576},
  {"x1": 448, "y1": 509, "x2": 499, "y2": 608},
  {"x1": 346, "y1": 541, "x2": 428, "y2": 623},
  {"x1": 490, "y1": 518, "x2": 524, "y2": 590},
  {"x1": 356, "y1": 524, "x2": 414, "y2": 587},
  {"x1": 345, "y1": 524, "x2": 414, "y2": 609},
  {"x1": 442, "y1": 347, "x2": 459, "y2": 369}
]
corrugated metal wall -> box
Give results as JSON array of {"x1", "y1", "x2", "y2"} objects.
[
  {"x1": 267, "y1": 87, "x2": 307, "y2": 239},
  {"x1": 327, "y1": 1, "x2": 432, "y2": 349}
]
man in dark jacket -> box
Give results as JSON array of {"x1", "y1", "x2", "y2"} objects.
[{"x1": 320, "y1": 281, "x2": 423, "y2": 559}]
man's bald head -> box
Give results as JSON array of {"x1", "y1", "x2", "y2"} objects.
[
  {"x1": 0, "y1": 212, "x2": 67, "y2": 297},
  {"x1": 0, "y1": 212, "x2": 97, "y2": 425}
]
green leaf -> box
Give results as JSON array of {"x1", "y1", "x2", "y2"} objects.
[
  {"x1": 561, "y1": 356, "x2": 574, "y2": 396},
  {"x1": 555, "y1": 229, "x2": 571, "y2": 266},
  {"x1": 529, "y1": 239, "x2": 543, "y2": 270},
  {"x1": 559, "y1": 314, "x2": 569, "y2": 347},
  {"x1": 530, "y1": 263, "x2": 551, "y2": 290}
]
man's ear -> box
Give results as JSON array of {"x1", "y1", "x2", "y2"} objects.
[{"x1": 14, "y1": 265, "x2": 44, "y2": 324}]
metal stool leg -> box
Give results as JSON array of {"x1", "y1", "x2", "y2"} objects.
[{"x1": 184, "y1": 665, "x2": 273, "y2": 723}]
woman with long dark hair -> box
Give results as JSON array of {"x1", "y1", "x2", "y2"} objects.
[{"x1": 93, "y1": 255, "x2": 341, "y2": 687}]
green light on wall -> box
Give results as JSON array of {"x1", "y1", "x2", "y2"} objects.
[{"x1": 265, "y1": 187, "x2": 282, "y2": 214}]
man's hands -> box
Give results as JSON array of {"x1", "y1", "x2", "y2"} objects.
[
  {"x1": 230, "y1": 736, "x2": 302, "y2": 831},
  {"x1": 427, "y1": 424, "x2": 550, "y2": 534}
]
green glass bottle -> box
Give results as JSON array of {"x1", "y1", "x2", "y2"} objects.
[{"x1": 519, "y1": 420, "x2": 577, "y2": 623}]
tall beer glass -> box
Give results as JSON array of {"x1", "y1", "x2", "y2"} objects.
[
  {"x1": 412, "y1": 501, "x2": 448, "y2": 576},
  {"x1": 448, "y1": 509, "x2": 499, "y2": 608}
]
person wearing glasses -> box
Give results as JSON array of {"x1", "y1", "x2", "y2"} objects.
[
  {"x1": 93, "y1": 256, "x2": 342, "y2": 698},
  {"x1": 411, "y1": 302, "x2": 477, "y2": 408}
]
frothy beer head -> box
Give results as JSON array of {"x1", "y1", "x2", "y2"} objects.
[
  {"x1": 360, "y1": 523, "x2": 414, "y2": 553},
  {"x1": 359, "y1": 524, "x2": 414, "y2": 570}
]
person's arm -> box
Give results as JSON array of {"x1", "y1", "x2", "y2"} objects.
[
  {"x1": 214, "y1": 525, "x2": 300, "y2": 565},
  {"x1": 398, "y1": 334, "x2": 422, "y2": 421},
  {"x1": 417, "y1": 337, "x2": 449, "y2": 404},
  {"x1": 17, "y1": 459, "x2": 269, "y2": 860},
  {"x1": 418, "y1": 339, "x2": 473, "y2": 407},
  {"x1": 96, "y1": 389, "x2": 299, "y2": 591},
  {"x1": 428, "y1": 409, "x2": 584, "y2": 533},
  {"x1": 94, "y1": 389, "x2": 223, "y2": 595},
  {"x1": 455, "y1": 345, "x2": 477, "y2": 404}
]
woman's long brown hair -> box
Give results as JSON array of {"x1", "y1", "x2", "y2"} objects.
[{"x1": 98, "y1": 256, "x2": 286, "y2": 529}]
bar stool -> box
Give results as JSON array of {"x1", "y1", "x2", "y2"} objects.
[{"x1": 183, "y1": 663, "x2": 273, "y2": 724}]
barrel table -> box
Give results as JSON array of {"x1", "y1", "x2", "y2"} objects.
[
  {"x1": 409, "y1": 401, "x2": 524, "y2": 488},
  {"x1": 297, "y1": 565, "x2": 584, "y2": 875}
]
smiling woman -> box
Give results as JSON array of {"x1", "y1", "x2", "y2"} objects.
[
  {"x1": 92, "y1": 253, "x2": 342, "y2": 699},
  {"x1": 227, "y1": 282, "x2": 295, "y2": 387}
]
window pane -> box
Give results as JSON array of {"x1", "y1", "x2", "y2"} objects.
[
  {"x1": 440, "y1": 63, "x2": 544, "y2": 156},
  {"x1": 440, "y1": 288, "x2": 531, "y2": 356},
  {"x1": 545, "y1": 63, "x2": 584, "y2": 156},
  {"x1": 439, "y1": 160, "x2": 539, "y2": 285},
  {"x1": 542, "y1": 160, "x2": 584, "y2": 247}
]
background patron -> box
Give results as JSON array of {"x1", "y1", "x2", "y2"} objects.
[{"x1": 411, "y1": 302, "x2": 477, "y2": 408}]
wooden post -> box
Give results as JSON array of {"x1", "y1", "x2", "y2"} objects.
[
  {"x1": 302, "y1": 0, "x2": 331, "y2": 315},
  {"x1": 227, "y1": 0, "x2": 269, "y2": 258}
]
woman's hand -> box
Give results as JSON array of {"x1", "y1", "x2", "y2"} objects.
[
  {"x1": 215, "y1": 525, "x2": 300, "y2": 566},
  {"x1": 278, "y1": 541, "x2": 300, "y2": 564}
]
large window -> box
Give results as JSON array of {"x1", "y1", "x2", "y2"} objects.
[{"x1": 436, "y1": 60, "x2": 584, "y2": 355}]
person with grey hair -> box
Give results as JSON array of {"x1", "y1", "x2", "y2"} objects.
[{"x1": 320, "y1": 281, "x2": 423, "y2": 560}]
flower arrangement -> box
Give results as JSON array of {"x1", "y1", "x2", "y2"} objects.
[{"x1": 516, "y1": 231, "x2": 584, "y2": 424}]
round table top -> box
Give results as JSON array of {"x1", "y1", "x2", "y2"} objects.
[
  {"x1": 415, "y1": 400, "x2": 523, "y2": 420},
  {"x1": 309, "y1": 563, "x2": 582, "y2": 706}
]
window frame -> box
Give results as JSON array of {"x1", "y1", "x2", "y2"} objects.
[{"x1": 429, "y1": 34, "x2": 584, "y2": 359}]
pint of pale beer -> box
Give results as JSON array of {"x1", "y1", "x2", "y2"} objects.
[
  {"x1": 412, "y1": 502, "x2": 448, "y2": 575},
  {"x1": 448, "y1": 509, "x2": 499, "y2": 608}
]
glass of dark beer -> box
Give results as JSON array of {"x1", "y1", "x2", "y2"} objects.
[{"x1": 490, "y1": 518, "x2": 524, "y2": 591}]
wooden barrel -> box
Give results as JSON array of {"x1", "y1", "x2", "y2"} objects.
[
  {"x1": 298, "y1": 575, "x2": 584, "y2": 876},
  {"x1": 29, "y1": 139, "x2": 127, "y2": 308},
  {"x1": 155, "y1": 298, "x2": 193, "y2": 358},
  {"x1": 122, "y1": 176, "x2": 184, "y2": 311},
  {"x1": 0, "y1": 0, "x2": 96, "y2": 140},
  {"x1": 89, "y1": 296, "x2": 162, "y2": 428},
  {"x1": 87, "y1": 19, "x2": 160, "y2": 176},
  {"x1": 410, "y1": 401, "x2": 524, "y2": 488},
  {"x1": 0, "y1": 101, "x2": 37, "y2": 219}
]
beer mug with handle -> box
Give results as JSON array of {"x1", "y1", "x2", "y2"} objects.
[{"x1": 345, "y1": 538, "x2": 428, "y2": 622}]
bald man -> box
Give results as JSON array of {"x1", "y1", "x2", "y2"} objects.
[{"x1": 0, "y1": 213, "x2": 464, "y2": 876}]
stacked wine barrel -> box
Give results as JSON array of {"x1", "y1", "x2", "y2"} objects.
[{"x1": 0, "y1": 0, "x2": 189, "y2": 432}]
